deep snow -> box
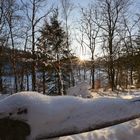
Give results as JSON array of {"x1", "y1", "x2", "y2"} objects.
[
  {"x1": 58, "y1": 118, "x2": 140, "y2": 140},
  {"x1": 0, "y1": 92, "x2": 140, "y2": 140}
]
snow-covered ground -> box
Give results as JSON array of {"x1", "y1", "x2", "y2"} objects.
[
  {"x1": 67, "y1": 82, "x2": 92, "y2": 98},
  {"x1": 1, "y1": 91, "x2": 140, "y2": 140},
  {"x1": 59, "y1": 85, "x2": 140, "y2": 140},
  {"x1": 57, "y1": 118, "x2": 140, "y2": 140}
]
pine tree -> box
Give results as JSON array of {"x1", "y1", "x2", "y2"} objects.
[{"x1": 37, "y1": 9, "x2": 69, "y2": 95}]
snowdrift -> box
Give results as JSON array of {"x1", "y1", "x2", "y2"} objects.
[{"x1": 0, "y1": 92, "x2": 140, "y2": 140}]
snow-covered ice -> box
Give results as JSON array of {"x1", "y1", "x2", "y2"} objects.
[{"x1": 0, "y1": 92, "x2": 140, "y2": 139}]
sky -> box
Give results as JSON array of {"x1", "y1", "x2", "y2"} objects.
[
  {"x1": 20, "y1": 0, "x2": 140, "y2": 60},
  {"x1": 47, "y1": 0, "x2": 93, "y2": 59},
  {"x1": 49, "y1": 0, "x2": 92, "y2": 7},
  {"x1": 47, "y1": 0, "x2": 140, "y2": 60}
]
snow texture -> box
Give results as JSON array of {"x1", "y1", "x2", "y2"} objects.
[
  {"x1": 0, "y1": 92, "x2": 140, "y2": 139},
  {"x1": 58, "y1": 118, "x2": 140, "y2": 140},
  {"x1": 66, "y1": 82, "x2": 92, "y2": 98}
]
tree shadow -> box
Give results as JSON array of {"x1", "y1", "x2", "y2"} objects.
[{"x1": 0, "y1": 118, "x2": 30, "y2": 140}]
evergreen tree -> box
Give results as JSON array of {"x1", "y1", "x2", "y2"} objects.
[{"x1": 37, "y1": 9, "x2": 69, "y2": 95}]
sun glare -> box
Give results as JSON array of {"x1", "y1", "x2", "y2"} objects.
[{"x1": 79, "y1": 55, "x2": 86, "y2": 61}]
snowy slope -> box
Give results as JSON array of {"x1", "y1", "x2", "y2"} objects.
[
  {"x1": 58, "y1": 118, "x2": 140, "y2": 140},
  {"x1": 0, "y1": 92, "x2": 140, "y2": 140}
]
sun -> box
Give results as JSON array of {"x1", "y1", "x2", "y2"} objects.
[{"x1": 79, "y1": 55, "x2": 87, "y2": 62}]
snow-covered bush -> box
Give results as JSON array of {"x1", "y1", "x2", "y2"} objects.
[{"x1": 66, "y1": 82, "x2": 92, "y2": 98}]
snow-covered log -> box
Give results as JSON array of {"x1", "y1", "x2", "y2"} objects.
[{"x1": 0, "y1": 92, "x2": 140, "y2": 140}]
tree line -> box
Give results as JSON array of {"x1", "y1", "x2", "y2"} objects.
[{"x1": 0, "y1": 0, "x2": 140, "y2": 95}]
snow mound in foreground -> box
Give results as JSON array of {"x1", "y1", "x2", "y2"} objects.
[
  {"x1": 59, "y1": 118, "x2": 140, "y2": 140},
  {"x1": 0, "y1": 92, "x2": 140, "y2": 139}
]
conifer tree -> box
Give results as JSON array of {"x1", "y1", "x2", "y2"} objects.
[{"x1": 37, "y1": 9, "x2": 69, "y2": 95}]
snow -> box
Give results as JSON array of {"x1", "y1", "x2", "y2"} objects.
[
  {"x1": 0, "y1": 94, "x2": 9, "y2": 100},
  {"x1": 66, "y1": 82, "x2": 92, "y2": 98},
  {"x1": 0, "y1": 92, "x2": 140, "y2": 139},
  {"x1": 58, "y1": 118, "x2": 140, "y2": 140}
]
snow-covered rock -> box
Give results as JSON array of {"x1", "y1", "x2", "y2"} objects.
[{"x1": 67, "y1": 82, "x2": 92, "y2": 98}]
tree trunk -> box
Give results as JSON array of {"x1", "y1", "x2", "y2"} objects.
[
  {"x1": 0, "y1": 75, "x2": 3, "y2": 93},
  {"x1": 130, "y1": 67, "x2": 133, "y2": 85},
  {"x1": 31, "y1": 60, "x2": 36, "y2": 91},
  {"x1": 108, "y1": 37, "x2": 115, "y2": 91},
  {"x1": 58, "y1": 61, "x2": 64, "y2": 95},
  {"x1": 42, "y1": 70, "x2": 46, "y2": 94},
  {"x1": 0, "y1": 47, "x2": 3, "y2": 93},
  {"x1": 91, "y1": 63, "x2": 95, "y2": 89},
  {"x1": 20, "y1": 68, "x2": 24, "y2": 91},
  {"x1": 31, "y1": 0, "x2": 36, "y2": 91},
  {"x1": 10, "y1": 33, "x2": 18, "y2": 93},
  {"x1": 91, "y1": 51, "x2": 95, "y2": 89},
  {"x1": 26, "y1": 74, "x2": 29, "y2": 91}
]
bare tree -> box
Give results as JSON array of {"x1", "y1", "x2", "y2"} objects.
[
  {"x1": 123, "y1": 16, "x2": 140, "y2": 85},
  {"x1": 0, "y1": 0, "x2": 6, "y2": 93},
  {"x1": 79, "y1": 4, "x2": 100, "y2": 89},
  {"x1": 96, "y1": 0, "x2": 131, "y2": 91},
  {"x1": 21, "y1": 0, "x2": 52, "y2": 91},
  {"x1": 60, "y1": 0, "x2": 75, "y2": 87},
  {"x1": 4, "y1": 0, "x2": 23, "y2": 93}
]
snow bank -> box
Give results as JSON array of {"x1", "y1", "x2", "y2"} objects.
[
  {"x1": 0, "y1": 92, "x2": 140, "y2": 139},
  {"x1": 0, "y1": 94, "x2": 9, "y2": 100},
  {"x1": 59, "y1": 90, "x2": 140, "y2": 140},
  {"x1": 67, "y1": 82, "x2": 92, "y2": 98},
  {"x1": 59, "y1": 118, "x2": 140, "y2": 140}
]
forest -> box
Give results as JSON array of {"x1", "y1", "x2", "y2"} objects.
[{"x1": 0, "y1": 0, "x2": 140, "y2": 95}]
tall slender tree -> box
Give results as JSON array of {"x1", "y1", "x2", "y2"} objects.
[
  {"x1": 79, "y1": 4, "x2": 100, "y2": 89},
  {"x1": 4, "y1": 0, "x2": 23, "y2": 92},
  {"x1": 21, "y1": 0, "x2": 52, "y2": 91},
  {"x1": 60, "y1": 0, "x2": 75, "y2": 87},
  {"x1": 0, "y1": 0, "x2": 6, "y2": 93}
]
